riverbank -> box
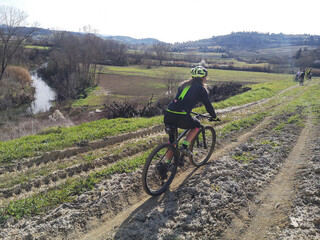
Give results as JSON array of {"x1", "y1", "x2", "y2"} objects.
[{"x1": 0, "y1": 66, "x2": 35, "y2": 112}]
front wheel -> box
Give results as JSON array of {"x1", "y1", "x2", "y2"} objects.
[
  {"x1": 189, "y1": 126, "x2": 216, "y2": 166},
  {"x1": 142, "y1": 143, "x2": 178, "y2": 196}
]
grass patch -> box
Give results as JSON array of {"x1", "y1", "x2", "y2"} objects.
[
  {"x1": 232, "y1": 152, "x2": 257, "y2": 164},
  {"x1": 24, "y1": 45, "x2": 51, "y2": 50},
  {"x1": 261, "y1": 140, "x2": 279, "y2": 147},
  {"x1": 0, "y1": 150, "x2": 150, "y2": 223},
  {"x1": 218, "y1": 112, "x2": 268, "y2": 138},
  {"x1": 72, "y1": 86, "x2": 106, "y2": 107},
  {"x1": 0, "y1": 116, "x2": 162, "y2": 163},
  {"x1": 101, "y1": 65, "x2": 293, "y2": 84}
]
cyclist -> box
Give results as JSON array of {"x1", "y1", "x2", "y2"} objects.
[
  {"x1": 295, "y1": 69, "x2": 301, "y2": 81},
  {"x1": 299, "y1": 69, "x2": 305, "y2": 85},
  {"x1": 164, "y1": 66, "x2": 220, "y2": 156},
  {"x1": 307, "y1": 68, "x2": 312, "y2": 80}
]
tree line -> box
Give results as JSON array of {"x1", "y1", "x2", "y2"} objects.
[
  {"x1": 0, "y1": 5, "x2": 172, "y2": 102},
  {"x1": 1, "y1": 5, "x2": 320, "y2": 106}
]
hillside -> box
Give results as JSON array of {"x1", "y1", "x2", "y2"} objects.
[
  {"x1": 29, "y1": 27, "x2": 160, "y2": 45},
  {"x1": 28, "y1": 26, "x2": 320, "y2": 48},
  {"x1": 0, "y1": 75, "x2": 319, "y2": 239},
  {"x1": 188, "y1": 32, "x2": 320, "y2": 49}
]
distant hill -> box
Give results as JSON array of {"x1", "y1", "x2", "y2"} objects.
[
  {"x1": 6, "y1": 26, "x2": 320, "y2": 49},
  {"x1": 100, "y1": 35, "x2": 160, "y2": 45},
  {"x1": 26, "y1": 27, "x2": 160, "y2": 45},
  {"x1": 176, "y1": 32, "x2": 320, "y2": 50}
]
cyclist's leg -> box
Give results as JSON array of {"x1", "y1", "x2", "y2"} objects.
[
  {"x1": 164, "y1": 112, "x2": 177, "y2": 162},
  {"x1": 166, "y1": 134, "x2": 175, "y2": 162},
  {"x1": 179, "y1": 115, "x2": 201, "y2": 148},
  {"x1": 185, "y1": 128, "x2": 199, "y2": 145}
]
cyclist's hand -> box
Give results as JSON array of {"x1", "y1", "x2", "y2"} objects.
[{"x1": 209, "y1": 117, "x2": 221, "y2": 122}]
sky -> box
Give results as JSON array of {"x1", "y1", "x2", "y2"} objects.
[{"x1": 0, "y1": 0, "x2": 320, "y2": 43}]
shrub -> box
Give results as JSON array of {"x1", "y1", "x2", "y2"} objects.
[
  {"x1": 0, "y1": 66, "x2": 34, "y2": 110},
  {"x1": 3, "y1": 66, "x2": 32, "y2": 85}
]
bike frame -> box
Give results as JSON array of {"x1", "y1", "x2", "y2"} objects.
[{"x1": 167, "y1": 111, "x2": 208, "y2": 152}]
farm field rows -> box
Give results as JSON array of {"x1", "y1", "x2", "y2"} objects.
[
  {"x1": 0, "y1": 72, "x2": 319, "y2": 239},
  {"x1": 74, "y1": 65, "x2": 294, "y2": 107}
]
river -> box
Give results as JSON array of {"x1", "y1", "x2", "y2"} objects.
[
  {"x1": 0, "y1": 71, "x2": 57, "y2": 122},
  {"x1": 28, "y1": 71, "x2": 57, "y2": 114}
]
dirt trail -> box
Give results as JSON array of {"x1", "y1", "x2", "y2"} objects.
[
  {"x1": 3, "y1": 82, "x2": 318, "y2": 240},
  {"x1": 222, "y1": 109, "x2": 314, "y2": 239},
  {"x1": 79, "y1": 93, "x2": 317, "y2": 239},
  {"x1": 80, "y1": 115, "x2": 275, "y2": 239}
]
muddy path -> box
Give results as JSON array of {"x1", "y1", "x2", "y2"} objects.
[
  {"x1": 78, "y1": 86, "x2": 319, "y2": 240},
  {"x1": 2, "y1": 82, "x2": 320, "y2": 239},
  {"x1": 221, "y1": 106, "x2": 316, "y2": 240},
  {"x1": 80, "y1": 113, "x2": 277, "y2": 240}
]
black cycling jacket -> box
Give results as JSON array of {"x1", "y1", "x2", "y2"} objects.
[{"x1": 166, "y1": 80, "x2": 217, "y2": 118}]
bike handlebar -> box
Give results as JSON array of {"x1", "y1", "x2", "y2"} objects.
[{"x1": 191, "y1": 112, "x2": 221, "y2": 121}]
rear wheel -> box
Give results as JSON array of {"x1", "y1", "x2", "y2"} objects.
[
  {"x1": 142, "y1": 143, "x2": 178, "y2": 196},
  {"x1": 189, "y1": 126, "x2": 216, "y2": 166}
]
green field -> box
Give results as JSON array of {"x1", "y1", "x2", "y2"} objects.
[
  {"x1": 73, "y1": 65, "x2": 294, "y2": 108},
  {"x1": 101, "y1": 65, "x2": 288, "y2": 83}
]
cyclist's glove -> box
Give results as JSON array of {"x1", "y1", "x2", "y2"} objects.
[{"x1": 209, "y1": 117, "x2": 221, "y2": 122}]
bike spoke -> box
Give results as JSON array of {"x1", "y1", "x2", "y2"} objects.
[{"x1": 142, "y1": 143, "x2": 178, "y2": 195}]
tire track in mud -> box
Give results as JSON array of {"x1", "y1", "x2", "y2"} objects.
[
  {"x1": 0, "y1": 84, "x2": 307, "y2": 239},
  {"x1": 0, "y1": 132, "x2": 168, "y2": 205},
  {"x1": 0, "y1": 90, "x2": 309, "y2": 239},
  {"x1": 221, "y1": 107, "x2": 314, "y2": 240},
  {"x1": 93, "y1": 110, "x2": 306, "y2": 240},
  {"x1": 78, "y1": 114, "x2": 278, "y2": 240},
  {"x1": 0, "y1": 124, "x2": 165, "y2": 175}
]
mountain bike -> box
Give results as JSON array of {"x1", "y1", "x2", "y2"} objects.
[
  {"x1": 306, "y1": 73, "x2": 312, "y2": 81},
  {"x1": 293, "y1": 75, "x2": 299, "y2": 82},
  {"x1": 142, "y1": 112, "x2": 219, "y2": 196}
]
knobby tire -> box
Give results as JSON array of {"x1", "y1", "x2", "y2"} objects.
[
  {"x1": 189, "y1": 126, "x2": 216, "y2": 166},
  {"x1": 142, "y1": 143, "x2": 178, "y2": 196}
]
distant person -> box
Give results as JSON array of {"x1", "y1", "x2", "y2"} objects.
[
  {"x1": 307, "y1": 68, "x2": 312, "y2": 80},
  {"x1": 164, "y1": 66, "x2": 219, "y2": 156},
  {"x1": 296, "y1": 69, "x2": 302, "y2": 78},
  {"x1": 299, "y1": 69, "x2": 305, "y2": 85},
  {"x1": 295, "y1": 69, "x2": 302, "y2": 81}
]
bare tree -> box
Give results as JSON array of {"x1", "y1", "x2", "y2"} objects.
[
  {"x1": 0, "y1": 5, "x2": 39, "y2": 81},
  {"x1": 152, "y1": 42, "x2": 170, "y2": 65},
  {"x1": 163, "y1": 70, "x2": 179, "y2": 95},
  {"x1": 40, "y1": 29, "x2": 107, "y2": 100},
  {"x1": 80, "y1": 25, "x2": 104, "y2": 86},
  {"x1": 101, "y1": 39, "x2": 127, "y2": 65}
]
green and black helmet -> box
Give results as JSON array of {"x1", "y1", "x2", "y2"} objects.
[{"x1": 190, "y1": 66, "x2": 208, "y2": 78}]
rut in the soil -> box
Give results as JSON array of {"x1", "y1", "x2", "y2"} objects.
[
  {"x1": 75, "y1": 109, "x2": 304, "y2": 240},
  {"x1": 221, "y1": 110, "x2": 313, "y2": 240},
  {"x1": 0, "y1": 84, "x2": 307, "y2": 240},
  {"x1": 0, "y1": 131, "x2": 167, "y2": 206}
]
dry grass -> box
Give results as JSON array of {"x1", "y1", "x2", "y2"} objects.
[
  {"x1": 3, "y1": 66, "x2": 32, "y2": 85},
  {"x1": 0, "y1": 115, "x2": 73, "y2": 142}
]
